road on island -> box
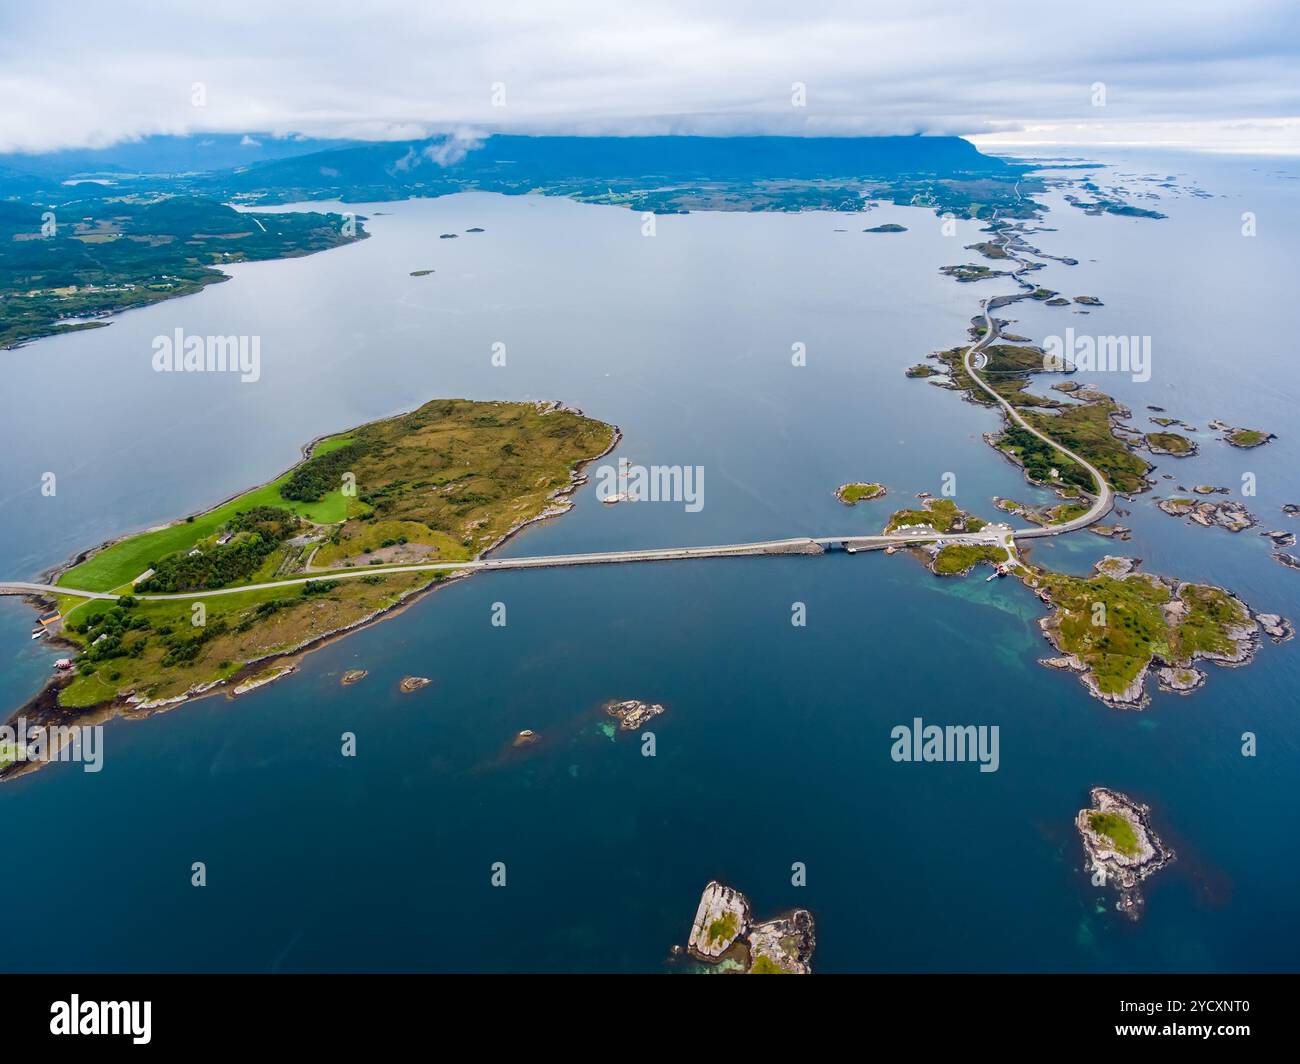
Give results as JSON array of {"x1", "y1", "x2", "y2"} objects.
[
  {"x1": 0, "y1": 227, "x2": 1112, "y2": 605},
  {"x1": 0, "y1": 529, "x2": 1015, "y2": 603},
  {"x1": 958, "y1": 225, "x2": 1114, "y2": 538}
]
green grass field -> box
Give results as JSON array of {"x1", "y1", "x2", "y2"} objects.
[
  {"x1": 931, "y1": 544, "x2": 1006, "y2": 575},
  {"x1": 1088, "y1": 811, "x2": 1140, "y2": 856},
  {"x1": 47, "y1": 401, "x2": 616, "y2": 711},
  {"x1": 58, "y1": 436, "x2": 355, "y2": 592}
]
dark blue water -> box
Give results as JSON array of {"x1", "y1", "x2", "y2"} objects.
[{"x1": 1, "y1": 151, "x2": 1297, "y2": 971}]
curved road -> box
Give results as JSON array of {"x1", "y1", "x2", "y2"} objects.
[
  {"x1": 1, "y1": 228, "x2": 1113, "y2": 605},
  {"x1": 960, "y1": 230, "x2": 1113, "y2": 538}
]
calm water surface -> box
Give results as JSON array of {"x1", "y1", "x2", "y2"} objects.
[{"x1": 1, "y1": 150, "x2": 1297, "y2": 971}]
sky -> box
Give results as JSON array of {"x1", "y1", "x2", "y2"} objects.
[{"x1": 2, "y1": 0, "x2": 1298, "y2": 155}]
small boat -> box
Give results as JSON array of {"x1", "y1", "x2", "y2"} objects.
[{"x1": 30, "y1": 629, "x2": 45, "y2": 640}]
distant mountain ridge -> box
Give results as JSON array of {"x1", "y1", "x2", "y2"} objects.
[
  {"x1": 0, "y1": 133, "x2": 1018, "y2": 206},
  {"x1": 198, "y1": 133, "x2": 1027, "y2": 216},
  {"x1": 224, "y1": 133, "x2": 1007, "y2": 183},
  {"x1": 0, "y1": 133, "x2": 366, "y2": 181}
]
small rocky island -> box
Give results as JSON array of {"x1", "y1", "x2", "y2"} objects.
[
  {"x1": 341, "y1": 669, "x2": 368, "y2": 686},
  {"x1": 604, "y1": 699, "x2": 665, "y2": 730},
  {"x1": 1209, "y1": 419, "x2": 1275, "y2": 449},
  {"x1": 1143, "y1": 431, "x2": 1197, "y2": 457},
  {"x1": 1157, "y1": 496, "x2": 1256, "y2": 532},
  {"x1": 399, "y1": 675, "x2": 431, "y2": 693},
  {"x1": 681, "y1": 881, "x2": 815, "y2": 974},
  {"x1": 863, "y1": 223, "x2": 907, "y2": 233},
  {"x1": 1028, "y1": 555, "x2": 1271, "y2": 709},
  {"x1": 940, "y1": 263, "x2": 1006, "y2": 283},
  {"x1": 1077, "y1": 787, "x2": 1174, "y2": 920},
  {"x1": 835, "y1": 482, "x2": 887, "y2": 504},
  {"x1": 884, "y1": 497, "x2": 985, "y2": 535}
]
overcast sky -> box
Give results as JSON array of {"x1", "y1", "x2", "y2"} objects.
[{"x1": 2, "y1": 0, "x2": 1297, "y2": 155}]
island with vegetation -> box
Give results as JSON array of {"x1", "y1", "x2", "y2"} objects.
[
  {"x1": 884, "y1": 497, "x2": 985, "y2": 535},
  {"x1": 1143, "y1": 431, "x2": 1197, "y2": 457},
  {"x1": 863, "y1": 223, "x2": 907, "y2": 233},
  {"x1": 965, "y1": 240, "x2": 1009, "y2": 260},
  {"x1": 0, "y1": 196, "x2": 366, "y2": 348},
  {"x1": 940, "y1": 263, "x2": 1006, "y2": 283},
  {"x1": 898, "y1": 215, "x2": 1292, "y2": 710},
  {"x1": 1209, "y1": 420, "x2": 1276, "y2": 449},
  {"x1": 834, "y1": 482, "x2": 887, "y2": 504},
  {"x1": 1077, "y1": 787, "x2": 1175, "y2": 919},
  {"x1": 2, "y1": 398, "x2": 616, "y2": 774},
  {"x1": 679, "y1": 881, "x2": 815, "y2": 974},
  {"x1": 1028, "y1": 556, "x2": 1265, "y2": 708}
]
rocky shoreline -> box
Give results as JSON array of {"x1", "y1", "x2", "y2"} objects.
[
  {"x1": 1030, "y1": 556, "x2": 1269, "y2": 710},
  {"x1": 1077, "y1": 787, "x2": 1175, "y2": 920},
  {"x1": 1, "y1": 406, "x2": 621, "y2": 779},
  {"x1": 679, "y1": 880, "x2": 815, "y2": 974},
  {"x1": 604, "y1": 699, "x2": 665, "y2": 730},
  {"x1": 1209, "y1": 419, "x2": 1276, "y2": 449},
  {"x1": 1156, "y1": 496, "x2": 1256, "y2": 532},
  {"x1": 834, "y1": 482, "x2": 887, "y2": 505}
]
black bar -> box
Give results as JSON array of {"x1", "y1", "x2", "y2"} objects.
[{"x1": 0, "y1": 973, "x2": 1291, "y2": 1050}]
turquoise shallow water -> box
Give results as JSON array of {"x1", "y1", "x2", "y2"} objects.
[{"x1": 1, "y1": 151, "x2": 1297, "y2": 971}]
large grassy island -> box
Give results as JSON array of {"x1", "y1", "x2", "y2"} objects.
[
  {"x1": 0, "y1": 196, "x2": 365, "y2": 348},
  {"x1": 20, "y1": 399, "x2": 615, "y2": 724}
]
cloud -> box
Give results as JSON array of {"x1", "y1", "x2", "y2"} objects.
[
  {"x1": 0, "y1": 0, "x2": 1297, "y2": 153},
  {"x1": 423, "y1": 129, "x2": 486, "y2": 167}
]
